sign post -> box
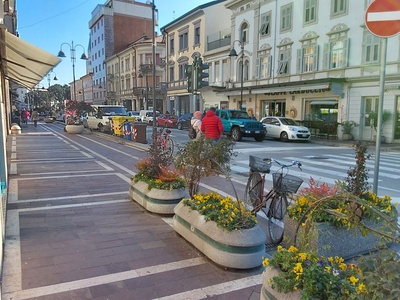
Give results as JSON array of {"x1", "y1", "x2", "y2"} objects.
[{"x1": 365, "y1": 0, "x2": 400, "y2": 194}]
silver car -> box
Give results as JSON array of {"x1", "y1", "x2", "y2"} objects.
[{"x1": 261, "y1": 116, "x2": 311, "y2": 141}]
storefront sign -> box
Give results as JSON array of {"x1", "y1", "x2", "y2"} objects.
[{"x1": 264, "y1": 87, "x2": 331, "y2": 96}]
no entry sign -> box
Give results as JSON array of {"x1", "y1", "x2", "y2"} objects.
[{"x1": 365, "y1": 0, "x2": 400, "y2": 37}]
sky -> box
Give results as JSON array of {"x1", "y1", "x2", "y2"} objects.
[{"x1": 17, "y1": 0, "x2": 211, "y2": 88}]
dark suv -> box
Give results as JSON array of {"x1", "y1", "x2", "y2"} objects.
[
  {"x1": 177, "y1": 113, "x2": 193, "y2": 130},
  {"x1": 216, "y1": 109, "x2": 265, "y2": 142}
]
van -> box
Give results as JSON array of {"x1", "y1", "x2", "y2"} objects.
[
  {"x1": 139, "y1": 110, "x2": 160, "y2": 125},
  {"x1": 86, "y1": 105, "x2": 127, "y2": 132}
]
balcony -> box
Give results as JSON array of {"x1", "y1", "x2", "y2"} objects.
[{"x1": 207, "y1": 29, "x2": 231, "y2": 52}]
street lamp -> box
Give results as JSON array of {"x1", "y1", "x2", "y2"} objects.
[
  {"x1": 57, "y1": 41, "x2": 88, "y2": 101},
  {"x1": 228, "y1": 40, "x2": 244, "y2": 109},
  {"x1": 47, "y1": 70, "x2": 58, "y2": 88},
  {"x1": 138, "y1": 71, "x2": 149, "y2": 110}
]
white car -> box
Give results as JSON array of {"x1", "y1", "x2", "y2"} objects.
[{"x1": 260, "y1": 116, "x2": 311, "y2": 142}]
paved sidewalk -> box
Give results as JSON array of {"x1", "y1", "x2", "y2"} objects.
[{"x1": 2, "y1": 124, "x2": 263, "y2": 300}]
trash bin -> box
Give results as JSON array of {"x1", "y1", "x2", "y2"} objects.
[
  {"x1": 111, "y1": 116, "x2": 136, "y2": 137},
  {"x1": 123, "y1": 121, "x2": 132, "y2": 140},
  {"x1": 132, "y1": 123, "x2": 147, "y2": 144}
]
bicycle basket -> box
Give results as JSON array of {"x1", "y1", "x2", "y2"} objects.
[
  {"x1": 272, "y1": 173, "x2": 303, "y2": 194},
  {"x1": 249, "y1": 155, "x2": 271, "y2": 173}
]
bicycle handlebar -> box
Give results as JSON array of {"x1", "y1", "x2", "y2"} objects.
[{"x1": 264, "y1": 158, "x2": 302, "y2": 171}]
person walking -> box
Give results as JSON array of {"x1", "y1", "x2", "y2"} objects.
[
  {"x1": 201, "y1": 107, "x2": 224, "y2": 141},
  {"x1": 190, "y1": 111, "x2": 203, "y2": 140},
  {"x1": 31, "y1": 110, "x2": 39, "y2": 128},
  {"x1": 22, "y1": 109, "x2": 30, "y2": 124}
]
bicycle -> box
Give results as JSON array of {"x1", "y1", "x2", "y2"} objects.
[
  {"x1": 244, "y1": 155, "x2": 303, "y2": 245},
  {"x1": 155, "y1": 127, "x2": 174, "y2": 158}
]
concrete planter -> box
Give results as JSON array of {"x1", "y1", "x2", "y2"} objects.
[
  {"x1": 260, "y1": 267, "x2": 301, "y2": 300},
  {"x1": 283, "y1": 215, "x2": 385, "y2": 260},
  {"x1": 173, "y1": 201, "x2": 266, "y2": 269},
  {"x1": 65, "y1": 124, "x2": 84, "y2": 134},
  {"x1": 129, "y1": 180, "x2": 187, "y2": 215}
]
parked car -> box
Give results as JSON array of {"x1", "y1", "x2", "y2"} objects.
[
  {"x1": 156, "y1": 114, "x2": 178, "y2": 128},
  {"x1": 260, "y1": 116, "x2": 311, "y2": 142},
  {"x1": 177, "y1": 113, "x2": 193, "y2": 130},
  {"x1": 216, "y1": 109, "x2": 265, "y2": 142},
  {"x1": 127, "y1": 111, "x2": 141, "y2": 122}
]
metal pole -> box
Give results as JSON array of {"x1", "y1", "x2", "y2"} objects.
[
  {"x1": 145, "y1": 76, "x2": 149, "y2": 110},
  {"x1": 372, "y1": 37, "x2": 387, "y2": 194},
  {"x1": 152, "y1": 0, "x2": 157, "y2": 144},
  {"x1": 240, "y1": 44, "x2": 244, "y2": 110}
]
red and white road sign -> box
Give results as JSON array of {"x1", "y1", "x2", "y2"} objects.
[{"x1": 365, "y1": 0, "x2": 400, "y2": 37}]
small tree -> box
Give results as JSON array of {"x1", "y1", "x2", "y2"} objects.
[
  {"x1": 175, "y1": 137, "x2": 237, "y2": 197},
  {"x1": 344, "y1": 140, "x2": 371, "y2": 195}
]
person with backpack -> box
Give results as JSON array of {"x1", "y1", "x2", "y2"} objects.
[{"x1": 189, "y1": 111, "x2": 203, "y2": 140}]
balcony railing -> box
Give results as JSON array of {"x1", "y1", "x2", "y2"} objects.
[{"x1": 207, "y1": 29, "x2": 231, "y2": 52}]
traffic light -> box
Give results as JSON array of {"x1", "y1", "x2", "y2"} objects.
[
  {"x1": 185, "y1": 64, "x2": 194, "y2": 93},
  {"x1": 195, "y1": 58, "x2": 209, "y2": 89}
]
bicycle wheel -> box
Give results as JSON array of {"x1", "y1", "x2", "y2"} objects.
[
  {"x1": 164, "y1": 138, "x2": 174, "y2": 158},
  {"x1": 267, "y1": 193, "x2": 288, "y2": 245},
  {"x1": 243, "y1": 172, "x2": 263, "y2": 211}
]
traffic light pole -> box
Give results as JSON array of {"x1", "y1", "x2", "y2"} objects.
[{"x1": 185, "y1": 56, "x2": 208, "y2": 111}]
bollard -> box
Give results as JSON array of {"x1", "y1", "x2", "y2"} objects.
[{"x1": 10, "y1": 123, "x2": 21, "y2": 135}]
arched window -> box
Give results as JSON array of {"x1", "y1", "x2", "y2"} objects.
[{"x1": 240, "y1": 22, "x2": 249, "y2": 44}]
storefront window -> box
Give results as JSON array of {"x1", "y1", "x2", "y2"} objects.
[
  {"x1": 261, "y1": 100, "x2": 286, "y2": 117},
  {"x1": 305, "y1": 100, "x2": 338, "y2": 122}
]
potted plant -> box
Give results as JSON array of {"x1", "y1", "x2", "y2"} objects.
[
  {"x1": 367, "y1": 110, "x2": 392, "y2": 143},
  {"x1": 340, "y1": 120, "x2": 357, "y2": 141},
  {"x1": 283, "y1": 141, "x2": 399, "y2": 259},
  {"x1": 129, "y1": 134, "x2": 187, "y2": 215},
  {"x1": 260, "y1": 244, "x2": 400, "y2": 300},
  {"x1": 172, "y1": 137, "x2": 267, "y2": 269},
  {"x1": 64, "y1": 100, "x2": 91, "y2": 134},
  {"x1": 260, "y1": 245, "x2": 366, "y2": 300}
]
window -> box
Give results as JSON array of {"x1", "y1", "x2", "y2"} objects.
[
  {"x1": 277, "y1": 49, "x2": 291, "y2": 75},
  {"x1": 179, "y1": 63, "x2": 186, "y2": 80},
  {"x1": 240, "y1": 22, "x2": 249, "y2": 44},
  {"x1": 260, "y1": 12, "x2": 271, "y2": 36},
  {"x1": 169, "y1": 36, "x2": 175, "y2": 54},
  {"x1": 363, "y1": 31, "x2": 380, "y2": 64},
  {"x1": 125, "y1": 58, "x2": 130, "y2": 71},
  {"x1": 126, "y1": 77, "x2": 130, "y2": 90},
  {"x1": 280, "y1": 3, "x2": 293, "y2": 32},
  {"x1": 257, "y1": 49, "x2": 272, "y2": 78},
  {"x1": 324, "y1": 24, "x2": 349, "y2": 69},
  {"x1": 277, "y1": 39, "x2": 293, "y2": 75},
  {"x1": 331, "y1": 0, "x2": 347, "y2": 17},
  {"x1": 297, "y1": 32, "x2": 319, "y2": 73},
  {"x1": 324, "y1": 40, "x2": 348, "y2": 69},
  {"x1": 304, "y1": 0, "x2": 317, "y2": 24},
  {"x1": 169, "y1": 66, "x2": 174, "y2": 81},
  {"x1": 364, "y1": 97, "x2": 379, "y2": 127},
  {"x1": 243, "y1": 59, "x2": 249, "y2": 81},
  {"x1": 179, "y1": 29, "x2": 189, "y2": 51},
  {"x1": 194, "y1": 26, "x2": 200, "y2": 45}
]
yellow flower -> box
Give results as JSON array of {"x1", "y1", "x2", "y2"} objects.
[
  {"x1": 293, "y1": 263, "x2": 303, "y2": 274},
  {"x1": 288, "y1": 245, "x2": 298, "y2": 253},
  {"x1": 262, "y1": 258, "x2": 270, "y2": 267},
  {"x1": 357, "y1": 283, "x2": 367, "y2": 293},
  {"x1": 297, "y1": 252, "x2": 307, "y2": 261},
  {"x1": 277, "y1": 245, "x2": 283, "y2": 252},
  {"x1": 349, "y1": 276, "x2": 359, "y2": 286}
]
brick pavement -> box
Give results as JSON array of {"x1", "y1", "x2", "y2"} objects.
[{"x1": 2, "y1": 123, "x2": 263, "y2": 300}]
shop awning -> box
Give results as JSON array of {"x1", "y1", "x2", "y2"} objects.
[{"x1": 0, "y1": 29, "x2": 60, "y2": 89}]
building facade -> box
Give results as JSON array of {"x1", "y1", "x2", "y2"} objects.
[
  {"x1": 160, "y1": 0, "x2": 231, "y2": 116},
  {"x1": 105, "y1": 35, "x2": 166, "y2": 112},
  {"x1": 89, "y1": 0, "x2": 153, "y2": 105},
  {"x1": 218, "y1": 0, "x2": 400, "y2": 143}
]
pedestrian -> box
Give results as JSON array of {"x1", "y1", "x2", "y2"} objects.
[
  {"x1": 22, "y1": 109, "x2": 30, "y2": 124},
  {"x1": 31, "y1": 110, "x2": 39, "y2": 128},
  {"x1": 190, "y1": 111, "x2": 203, "y2": 140},
  {"x1": 201, "y1": 107, "x2": 224, "y2": 141}
]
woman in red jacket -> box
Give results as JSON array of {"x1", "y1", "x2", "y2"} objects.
[{"x1": 201, "y1": 107, "x2": 224, "y2": 141}]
